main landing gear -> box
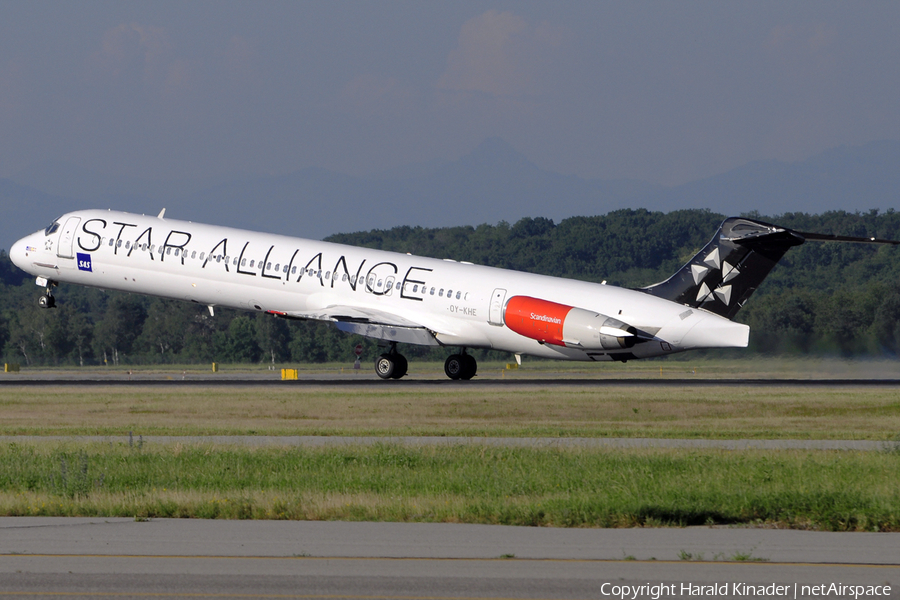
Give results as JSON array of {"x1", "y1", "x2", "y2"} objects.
[
  {"x1": 444, "y1": 351, "x2": 477, "y2": 380},
  {"x1": 373, "y1": 345, "x2": 478, "y2": 380},
  {"x1": 374, "y1": 344, "x2": 408, "y2": 380},
  {"x1": 37, "y1": 279, "x2": 57, "y2": 309}
]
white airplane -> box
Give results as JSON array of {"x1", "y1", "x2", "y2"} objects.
[{"x1": 9, "y1": 209, "x2": 898, "y2": 379}]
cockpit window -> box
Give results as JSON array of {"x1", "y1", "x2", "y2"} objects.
[{"x1": 44, "y1": 218, "x2": 62, "y2": 236}]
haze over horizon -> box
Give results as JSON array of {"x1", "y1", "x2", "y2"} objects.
[{"x1": 2, "y1": 1, "x2": 899, "y2": 191}]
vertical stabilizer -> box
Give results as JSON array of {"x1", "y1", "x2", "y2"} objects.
[{"x1": 641, "y1": 217, "x2": 805, "y2": 319}]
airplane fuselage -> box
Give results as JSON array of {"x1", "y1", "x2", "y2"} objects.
[{"x1": 10, "y1": 210, "x2": 749, "y2": 370}]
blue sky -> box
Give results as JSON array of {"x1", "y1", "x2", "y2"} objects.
[{"x1": 1, "y1": 1, "x2": 898, "y2": 186}]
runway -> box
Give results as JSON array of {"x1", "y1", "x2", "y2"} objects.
[
  {"x1": 1, "y1": 518, "x2": 898, "y2": 599},
  {"x1": 3, "y1": 375, "x2": 900, "y2": 387}
]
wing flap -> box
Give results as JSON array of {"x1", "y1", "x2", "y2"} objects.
[
  {"x1": 278, "y1": 305, "x2": 424, "y2": 328},
  {"x1": 272, "y1": 305, "x2": 441, "y2": 346}
]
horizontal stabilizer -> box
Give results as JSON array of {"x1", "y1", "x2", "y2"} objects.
[{"x1": 795, "y1": 231, "x2": 900, "y2": 245}]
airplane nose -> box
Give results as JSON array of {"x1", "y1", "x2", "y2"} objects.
[{"x1": 9, "y1": 235, "x2": 33, "y2": 271}]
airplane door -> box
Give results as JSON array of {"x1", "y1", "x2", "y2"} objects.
[
  {"x1": 57, "y1": 217, "x2": 81, "y2": 259},
  {"x1": 488, "y1": 288, "x2": 507, "y2": 326}
]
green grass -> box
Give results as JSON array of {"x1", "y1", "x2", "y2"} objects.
[
  {"x1": 2, "y1": 442, "x2": 899, "y2": 531},
  {"x1": 2, "y1": 384, "x2": 900, "y2": 439}
]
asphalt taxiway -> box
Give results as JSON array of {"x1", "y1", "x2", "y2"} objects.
[
  {"x1": 3, "y1": 374, "x2": 900, "y2": 387},
  {"x1": 1, "y1": 518, "x2": 898, "y2": 599}
]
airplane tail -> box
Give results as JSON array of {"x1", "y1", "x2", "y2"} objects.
[
  {"x1": 640, "y1": 217, "x2": 805, "y2": 319},
  {"x1": 641, "y1": 216, "x2": 900, "y2": 319}
]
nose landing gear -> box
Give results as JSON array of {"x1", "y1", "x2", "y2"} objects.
[
  {"x1": 444, "y1": 351, "x2": 477, "y2": 380},
  {"x1": 37, "y1": 278, "x2": 57, "y2": 309}
]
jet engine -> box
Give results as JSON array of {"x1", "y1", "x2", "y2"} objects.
[{"x1": 503, "y1": 296, "x2": 638, "y2": 350}]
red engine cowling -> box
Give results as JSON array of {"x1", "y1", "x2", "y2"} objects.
[{"x1": 503, "y1": 296, "x2": 637, "y2": 350}]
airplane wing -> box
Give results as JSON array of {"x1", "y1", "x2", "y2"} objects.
[{"x1": 268, "y1": 305, "x2": 442, "y2": 346}]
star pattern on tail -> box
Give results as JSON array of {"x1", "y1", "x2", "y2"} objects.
[{"x1": 693, "y1": 246, "x2": 742, "y2": 307}]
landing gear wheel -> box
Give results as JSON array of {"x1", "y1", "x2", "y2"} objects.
[
  {"x1": 391, "y1": 354, "x2": 408, "y2": 379},
  {"x1": 375, "y1": 353, "x2": 396, "y2": 379},
  {"x1": 375, "y1": 352, "x2": 408, "y2": 380},
  {"x1": 461, "y1": 354, "x2": 477, "y2": 380},
  {"x1": 38, "y1": 294, "x2": 55, "y2": 309},
  {"x1": 445, "y1": 353, "x2": 477, "y2": 380},
  {"x1": 444, "y1": 354, "x2": 463, "y2": 380}
]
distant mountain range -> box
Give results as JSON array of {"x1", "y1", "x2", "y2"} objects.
[{"x1": 3, "y1": 138, "x2": 899, "y2": 251}]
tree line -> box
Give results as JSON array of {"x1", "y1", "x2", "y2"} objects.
[{"x1": 3, "y1": 208, "x2": 900, "y2": 366}]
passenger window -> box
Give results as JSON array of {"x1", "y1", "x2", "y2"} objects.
[
  {"x1": 275, "y1": 264, "x2": 280, "y2": 272},
  {"x1": 456, "y1": 291, "x2": 461, "y2": 299},
  {"x1": 292, "y1": 266, "x2": 297, "y2": 274},
  {"x1": 233, "y1": 257, "x2": 238, "y2": 266},
  {"x1": 396, "y1": 282, "x2": 402, "y2": 290},
  {"x1": 447, "y1": 290, "x2": 452, "y2": 298},
  {"x1": 412, "y1": 285, "x2": 418, "y2": 293},
  {"x1": 439, "y1": 289, "x2": 444, "y2": 297},
  {"x1": 267, "y1": 263, "x2": 272, "y2": 270},
  {"x1": 430, "y1": 287, "x2": 435, "y2": 295},
  {"x1": 241, "y1": 259, "x2": 246, "y2": 266},
  {"x1": 342, "y1": 274, "x2": 348, "y2": 281},
  {"x1": 125, "y1": 241, "x2": 131, "y2": 249},
  {"x1": 108, "y1": 239, "x2": 114, "y2": 247},
  {"x1": 165, "y1": 247, "x2": 171, "y2": 255},
  {"x1": 250, "y1": 260, "x2": 255, "y2": 268},
  {"x1": 191, "y1": 251, "x2": 196, "y2": 259},
  {"x1": 377, "y1": 279, "x2": 383, "y2": 288},
  {"x1": 283, "y1": 265, "x2": 289, "y2": 273}
]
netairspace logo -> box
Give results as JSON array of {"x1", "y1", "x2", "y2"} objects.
[
  {"x1": 76, "y1": 252, "x2": 92, "y2": 272},
  {"x1": 599, "y1": 582, "x2": 892, "y2": 599}
]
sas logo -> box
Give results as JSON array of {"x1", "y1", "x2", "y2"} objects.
[{"x1": 76, "y1": 252, "x2": 93, "y2": 272}]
